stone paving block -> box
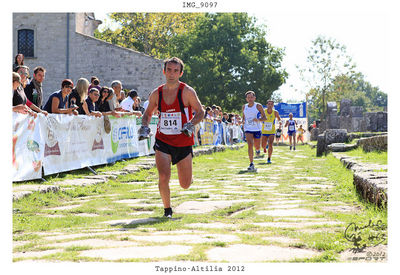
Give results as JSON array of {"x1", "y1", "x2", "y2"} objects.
[
  {"x1": 79, "y1": 245, "x2": 192, "y2": 260},
  {"x1": 175, "y1": 200, "x2": 254, "y2": 214},
  {"x1": 256, "y1": 209, "x2": 320, "y2": 217},
  {"x1": 185, "y1": 222, "x2": 237, "y2": 229},
  {"x1": 13, "y1": 249, "x2": 64, "y2": 259},
  {"x1": 206, "y1": 244, "x2": 320, "y2": 262},
  {"x1": 48, "y1": 239, "x2": 139, "y2": 248}
]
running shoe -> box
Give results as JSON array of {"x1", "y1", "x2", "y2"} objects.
[
  {"x1": 247, "y1": 163, "x2": 256, "y2": 171},
  {"x1": 164, "y1": 208, "x2": 173, "y2": 218},
  {"x1": 267, "y1": 159, "x2": 272, "y2": 164},
  {"x1": 290, "y1": 146, "x2": 292, "y2": 150},
  {"x1": 266, "y1": 145, "x2": 269, "y2": 150},
  {"x1": 293, "y1": 147, "x2": 296, "y2": 151}
]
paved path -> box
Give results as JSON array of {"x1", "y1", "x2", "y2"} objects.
[{"x1": 13, "y1": 144, "x2": 387, "y2": 263}]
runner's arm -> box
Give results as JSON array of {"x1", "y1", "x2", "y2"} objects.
[
  {"x1": 256, "y1": 104, "x2": 266, "y2": 122},
  {"x1": 275, "y1": 111, "x2": 281, "y2": 121},
  {"x1": 186, "y1": 86, "x2": 204, "y2": 126},
  {"x1": 141, "y1": 89, "x2": 158, "y2": 127}
]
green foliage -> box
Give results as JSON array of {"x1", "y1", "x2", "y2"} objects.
[
  {"x1": 94, "y1": 13, "x2": 201, "y2": 59},
  {"x1": 300, "y1": 36, "x2": 387, "y2": 123},
  {"x1": 95, "y1": 13, "x2": 287, "y2": 112},
  {"x1": 172, "y1": 13, "x2": 287, "y2": 110}
]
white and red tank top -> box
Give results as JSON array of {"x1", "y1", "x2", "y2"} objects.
[{"x1": 156, "y1": 82, "x2": 194, "y2": 147}]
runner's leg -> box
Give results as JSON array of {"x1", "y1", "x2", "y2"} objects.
[
  {"x1": 261, "y1": 135, "x2": 267, "y2": 153},
  {"x1": 155, "y1": 150, "x2": 172, "y2": 208},
  {"x1": 268, "y1": 135, "x2": 274, "y2": 159},
  {"x1": 176, "y1": 153, "x2": 193, "y2": 189},
  {"x1": 245, "y1": 132, "x2": 255, "y2": 164}
]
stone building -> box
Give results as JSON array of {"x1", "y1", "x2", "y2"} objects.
[{"x1": 12, "y1": 12, "x2": 164, "y2": 103}]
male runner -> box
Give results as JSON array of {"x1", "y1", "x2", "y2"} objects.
[
  {"x1": 261, "y1": 100, "x2": 281, "y2": 164},
  {"x1": 242, "y1": 91, "x2": 266, "y2": 171},
  {"x1": 285, "y1": 113, "x2": 297, "y2": 150},
  {"x1": 138, "y1": 57, "x2": 204, "y2": 218}
]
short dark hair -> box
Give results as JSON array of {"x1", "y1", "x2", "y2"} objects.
[
  {"x1": 61, "y1": 79, "x2": 73, "y2": 88},
  {"x1": 163, "y1": 57, "x2": 184, "y2": 73},
  {"x1": 245, "y1": 91, "x2": 255, "y2": 97},
  {"x1": 33, "y1": 66, "x2": 46, "y2": 75},
  {"x1": 89, "y1": 87, "x2": 99, "y2": 94},
  {"x1": 128, "y1": 89, "x2": 138, "y2": 99},
  {"x1": 267, "y1": 100, "x2": 274, "y2": 104},
  {"x1": 211, "y1": 105, "x2": 217, "y2": 109}
]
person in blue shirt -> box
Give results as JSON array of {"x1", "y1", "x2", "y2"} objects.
[{"x1": 43, "y1": 79, "x2": 78, "y2": 115}]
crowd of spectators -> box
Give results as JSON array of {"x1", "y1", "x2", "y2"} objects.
[
  {"x1": 203, "y1": 104, "x2": 243, "y2": 126},
  {"x1": 12, "y1": 54, "x2": 144, "y2": 121}
]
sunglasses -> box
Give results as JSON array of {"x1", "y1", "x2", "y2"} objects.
[
  {"x1": 66, "y1": 85, "x2": 73, "y2": 89},
  {"x1": 93, "y1": 93, "x2": 100, "y2": 97}
]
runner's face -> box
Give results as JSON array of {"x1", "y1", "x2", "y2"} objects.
[
  {"x1": 246, "y1": 93, "x2": 255, "y2": 104},
  {"x1": 267, "y1": 101, "x2": 274, "y2": 109},
  {"x1": 164, "y1": 62, "x2": 183, "y2": 82}
]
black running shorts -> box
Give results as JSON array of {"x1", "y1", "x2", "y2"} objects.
[{"x1": 154, "y1": 138, "x2": 193, "y2": 165}]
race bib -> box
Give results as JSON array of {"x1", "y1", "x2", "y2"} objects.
[
  {"x1": 246, "y1": 118, "x2": 256, "y2": 126},
  {"x1": 289, "y1": 125, "x2": 295, "y2": 131},
  {"x1": 160, "y1": 112, "x2": 182, "y2": 135},
  {"x1": 263, "y1": 122, "x2": 273, "y2": 131}
]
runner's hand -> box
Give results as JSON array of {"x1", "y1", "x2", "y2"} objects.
[
  {"x1": 181, "y1": 122, "x2": 194, "y2": 137},
  {"x1": 138, "y1": 125, "x2": 151, "y2": 140}
]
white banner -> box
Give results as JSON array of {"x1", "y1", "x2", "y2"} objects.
[
  {"x1": 43, "y1": 114, "x2": 109, "y2": 175},
  {"x1": 12, "y1": 112, "x2": 46, "y2": 181},
  {"x1": 12, "y1": 113, "x2": 240, "y2": 181}
]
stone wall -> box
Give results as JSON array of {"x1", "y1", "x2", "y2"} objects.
[
  {"x1": 357, "y1": 135, "x2": 388, "y2": 152},
  {"x1": 13, "y1": 13, "x2": 165, "y2": 103},
  {"x1": 317, "y1": 100, "x2": 387, "y2": 134}
]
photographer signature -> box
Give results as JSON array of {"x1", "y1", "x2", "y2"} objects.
[{"x1": 344, "y1": 219, "x2": 387, "y2": 250}]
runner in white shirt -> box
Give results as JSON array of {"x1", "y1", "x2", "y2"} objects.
[{"x1": 242, "y1": 91, "x2": 266, "y2": 171}]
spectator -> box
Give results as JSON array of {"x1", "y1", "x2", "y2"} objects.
[
  {"x1": 85, "y1": 88, "x2": 102, "y2": 117},
  {"x1": 120, "y1": 89, "x2": 138, "y2": 112},
  {"x1": 134, "y1": 96, "x2": 145, "y2": 114},
  {"x1": 13, "y1": 53, "x2": 24, "y2": 71},
  {"x1": 68, "y1": 78, "x2": 91, "y2": 115},
  {"x1": 24, "y1": 66, "x2": 46, "y2": 109},
  {"x1": 222, "y1": 112, "x2": 229, "y2": 123},
  {"x1": 12, "y1": 72, "x2": 47, "y2": 117},
  {"x1": 43, "y1": 79, "x2": 78, "y2": 115},
  {"x1": 88, "y1": 76, "x2": 101, "y2": 91},
  {"x1": 109, "y1": 80, "x2": 126, "y2": 110},
  {"x1": 205, "y1": 106, "x2": 213, "y2": 120},
  {"x1": 15, "y1": 65, "x2": 30, "y2": 88}
]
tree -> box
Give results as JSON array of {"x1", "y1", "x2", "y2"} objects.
[
  {"x1": 331, "y1": 73, "x2": 387, "y2": 112},
  {"x1": 94, "y1": 13, "x2": 202, "y2": 59},
  {"x1": 95, "y1": 13, "x2": 287, "y2": 112},
  {"x1": 298, "y1": 36, "x2": 356, "y2": 120},
  {"x1": 169, "y1": 13, "x2": 287, "y2": 111}
]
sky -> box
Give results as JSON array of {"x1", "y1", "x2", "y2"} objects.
[{"x1": 94, "y1": 0, "x2": 395, "y2": 103}]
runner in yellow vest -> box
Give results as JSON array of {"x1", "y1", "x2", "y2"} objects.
[{"x1": 261, "y1": 100, "x2": 281, "y2": 164}]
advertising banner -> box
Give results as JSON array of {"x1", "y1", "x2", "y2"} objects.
[
  {"x1": 12, "y1": 112, "x2": 46, "y2": 181},
  {"x1": 42, "y1": 114, "x2": 109, "y2": 175}
]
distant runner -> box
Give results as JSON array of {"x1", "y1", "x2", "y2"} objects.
[
  {"x1": 242, "y1": 91, "x2": 266, "y2": 171},
  {"x1": 284, "y1": 113, "x2": 297, "y2": 150},
  {"x1": 297, "y1": 124, "x2": 305, "y2": 145},
  {"x1": 261, "y1": 100, "x2": 281, "y2": 164},
  {"x1": 275, "y1": 122, "x2": 283, "y2": 144}
]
